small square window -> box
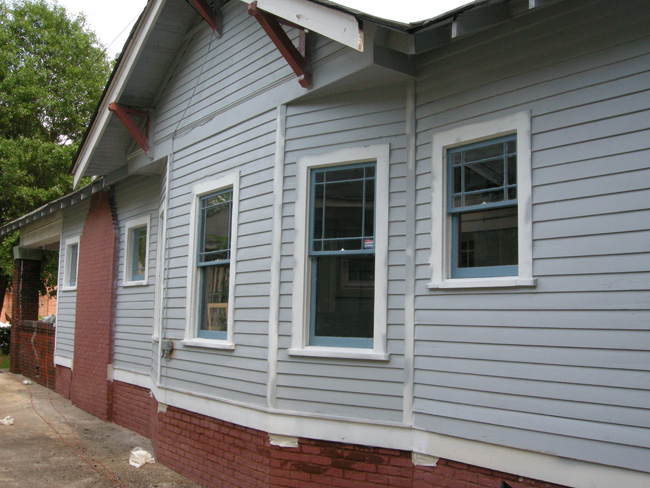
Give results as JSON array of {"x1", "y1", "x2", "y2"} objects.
[{"x1": 123, "y1": 216, "x2": 150, "y2": 286}]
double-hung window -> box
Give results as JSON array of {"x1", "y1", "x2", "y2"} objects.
[
  {"x1": 123, "y1": 216, "x2": 150, "y2": 286},
  {"x1": 184, "y1": 172, "x2": 239, "y2": 348},
  {"x1": 197, "y1": 189, "x2": 232, "y2": 339},
  {"x1": 448, "y1": 135, "x2": 518, "y2": 278},
  {"x1": 291, "y1": 145, "x2": 389, "y2": 360},
  {"x1": 309, "y1": 163, "x2": 376, "y2": 348},
  {"x1": 429, "y1": 111, "x2": 535, "y2": 288}
]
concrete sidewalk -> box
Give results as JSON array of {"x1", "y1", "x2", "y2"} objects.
[{"x1": 0, "y1": 369, "x2": 201, "y2": 488}]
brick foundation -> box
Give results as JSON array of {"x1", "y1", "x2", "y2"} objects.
[
  {"x1": 111, "y1": 380, "x2": 570, "y2": 488},
  {"x1": 15, "y1": 320, "x2": 55, "y2": 388},
  {"x1": 55, "y1": 364, "x2": 72, "y2": 399},
  {"x1": 70, "y1": 190, "x2": 119, "y2": 420}
]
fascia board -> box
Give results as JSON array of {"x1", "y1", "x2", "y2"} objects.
[
  {"x1": 244, "y1": 0, "x2": 363, "y2": 51},
  {"x1": 72, "y1": 0, "x2": 168, "y2": 188}
]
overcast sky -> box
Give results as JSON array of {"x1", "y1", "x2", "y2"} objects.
[{"x1": 53, "y1": 0, "x2": 470, "y2": 57}]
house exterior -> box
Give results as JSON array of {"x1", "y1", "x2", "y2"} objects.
[{"x1": 2, "y1": 0, "x2": 649, "y2": 487}]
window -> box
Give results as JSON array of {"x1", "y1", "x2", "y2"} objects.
[
  {"x1": 63, "y1": 236, "x2": 80, "y2": 290},
  {"x1": 309, "y1": 163, "x2": 376, "y2": 348},
  {"x1": 290, "y1": 145, "x2": 389, "y2": 360},
  {"x1": 123, "y1": 216, "x2": 150, "y2": 286},
  {"x1": 183, "y1": 173, "x2": 239, "y2": 348},
  {"x1": 429, "y1": 111, "x2": 535, "y2": 288}
]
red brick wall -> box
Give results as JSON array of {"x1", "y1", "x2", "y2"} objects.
[
  {"x1": 16, "y1": 321, "x2": 55, "y2": 388},
  {"x1": 113, "y1": 380, "x2": 153, "y2": 438},
  {"x1": 9, "y1": 258, "x2": 41, "y2": 373},
  {"x1": 56, "y1": 364, "x2": 72, "y2": 399},
  {"x1": 70, "y1": 190, "x2": 119, "y2": 420},
  {"x1": 108, "y1": 379, "x2": 572, "y2": 488}
]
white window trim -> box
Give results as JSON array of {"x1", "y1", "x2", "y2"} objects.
[
  {"x1": 61, "y1": 235, "x2": 80, "y2": 291},
  {"x1": 289, "y1": 144, "x2": 390, "y2": 360},
  {"x1": 428, "y1": 111, "x2": 536, "y2": 289},
  {"x1": 182, "y1": 171, "x2": 240, "y2": 349},
  {"x1": 123, "y1": 215, "x2": 151, "y2": 286}
]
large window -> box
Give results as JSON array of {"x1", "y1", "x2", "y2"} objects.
[
  {"x1": 429, "y1": 111, "x2": 535, "y2": 289},
  {"x1": 197, "y1": 189, "x2": 232, "y2": 339},
  {"x1": 63, "y1": 236, "x2": 80, "y2": 290},
  {"x1": 309, "y1": 163, "x2": 376, "y2": 348},
  {"x1": 290, "y1": 145, "x2": 389, "y2": 360},
  {"x1": 123, "y1": 216, "x2": 150, "y2": 286},
  {"x1": 183, "y1": 173, "x2": 239, "y2": 348}
]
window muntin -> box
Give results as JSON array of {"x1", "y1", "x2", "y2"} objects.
[
  {"x1": 448, "y1": 135, "x2": 518, "y2": 278},
  {"x1": 130, "y1": 226, "x2": 147, "y2": 281},
  {"x1": 309, "y1": 163, "x2": 375, "y2": 348},
  {"x1": 197, "y1": 188, "x2": 232, "y2": 340}
]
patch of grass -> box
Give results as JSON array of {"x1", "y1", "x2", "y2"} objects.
[{"x1": 0, "y1": 354, "x2": 9, "y2": 369}]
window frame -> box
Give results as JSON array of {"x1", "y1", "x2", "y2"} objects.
[
  {"x1": 428, "y1": 111, "x2": 535, "y2": 289},
  {"x1": 123, "y1": 215, "x2": 151, "y2": 286},
  {"x1": 182, "y1": 172, "x2": 240, "y2": 350},
  {"x1": 290, "y1": 145, "x2": 390, "y2": 361},
  {"x1": 62, "y1": 236, "x2": 80, "y2": 291}
]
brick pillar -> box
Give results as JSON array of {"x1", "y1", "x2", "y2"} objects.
[
  {"x1": 70, "y1": 190, "x2": 119, "y2": 420},
  {"x1": 9, "y1": 248, "x2": 43, "y2": 374}
]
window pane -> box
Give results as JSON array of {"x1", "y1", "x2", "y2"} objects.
[
  {"x1": 507, "y1": 156, "x2": 517, "y2": 186},
  {"x1": 464, "y1": 141, "x2": 504, "y2": 163},
  {"x1": 131, "y1": 226, "x2": 147, "y2": 280},
  {"x1": 313, "y1": 183, "x2": 324, "y2": 240},
  {"x1": 364, "y1": 178, "x2": 375, "y2": 238},
  {"x1": 200, "y1": 190, "x2": 232, "y2": 264},
  {"x1": 199, "y1": 264, "x2": 230, "y2": 333},
  {"x1": 325, "y1": 167, "x2": 365, "y2": 182},
  {"x1": 313, "y1": 255, "x2": 374, "y2": 340},
  {"x1": 323, "y1": 180, "x2": 364, "y2": 238},
  {"x1": 464, "y1": 159, "x2": 505, "y2": 192},
  {"x1": 457, "y1": 207, "x2": 518, "y2": 269},
  {"x1": 69, "y1": 244, "x2": 78, "y2": 287},
  {"x1": 322, "y1": 238, "x2": 363, "y2": 252},
  {"x1": 464, "y1": 189, "x2": 505, "y2": 207}
]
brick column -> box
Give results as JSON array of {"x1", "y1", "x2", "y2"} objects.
[
  {"x1": 70, "y1": 190, "x2": 119, "y2": 420},
  {"x1": 9, "y1": 248, "x2": 43, "y2": 374}
]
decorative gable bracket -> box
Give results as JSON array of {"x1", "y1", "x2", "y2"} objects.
[
  {"x1": 108, "y1": 103, "x2": 151, "y2": 153},
  {"x1": 189, "y1": 0, "x2": 223, "y2": 36},
  {"x1": 248, "y1": 2, "x2": 311, "y2": 88}
]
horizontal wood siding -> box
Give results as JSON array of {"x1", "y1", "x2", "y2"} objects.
[
  {"x1": 160, "y1": 107, "x2": 277, "y2": 406},
  {"x1": 112, "y1": 175, "x2": 161, "y2": 375},
  {"x1": 412, "y1": 0, "x2": 650, "y2": 473},
  {"x1": 276, "y1": 84, "x2": 409, "y2": 422},
  {"x1": 56, "y1": 200, "x2": 90, "y2": 359}
]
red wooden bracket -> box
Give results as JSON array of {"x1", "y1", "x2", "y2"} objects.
[
  {"x1": 189, "y1": 0, "x2": 223, "y2": 35},
  {"x1": 248, "y1": 2, "x2": 311, "y2": 88},
  {"x1": 108, "y1": 103, "x2": 150, "y2": 153}
]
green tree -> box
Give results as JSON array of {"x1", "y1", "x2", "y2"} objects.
[{"x1": 0, "y1": 0, "x2": 112, "y2": 309}]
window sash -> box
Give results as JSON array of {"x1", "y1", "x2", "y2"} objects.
[
  {"x1": 68, "y1": 243, "x2": 78, "y2": 287},
  {"x1": 130, "y1": 226, "x2": 147, "y2": 281},
  {"x1": 198, "y1": 189, "x2": 232, "y2": 266},
  {"x1": 308, "y1": 163, "x2": 376, "y2": 348},
  {"x1": 448, "y1": 136, "x2": 518, "y2": 279}
]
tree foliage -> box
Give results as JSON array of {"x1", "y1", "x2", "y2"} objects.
[{"x1": 0, "y1": 0, "x2": 112, "y2": 302}]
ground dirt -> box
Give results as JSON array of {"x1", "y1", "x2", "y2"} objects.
[{"x1": 0, "y1": 369, "x2": 202, "y2": 488}]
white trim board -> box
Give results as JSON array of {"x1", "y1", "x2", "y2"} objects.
[{"x1": 111, "y1": 368, "x2": 650, "y2": 488}]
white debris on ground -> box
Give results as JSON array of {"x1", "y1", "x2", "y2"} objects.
[
  {"x1": 22, "y1": 380, "x2": 32, "y2": 385},
  {"x1": 1, "y1": 416, "x2": 15, "y2": 425},
  {"x1": 129, "y1": 447, "x2": 155, "y2": 468}
]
